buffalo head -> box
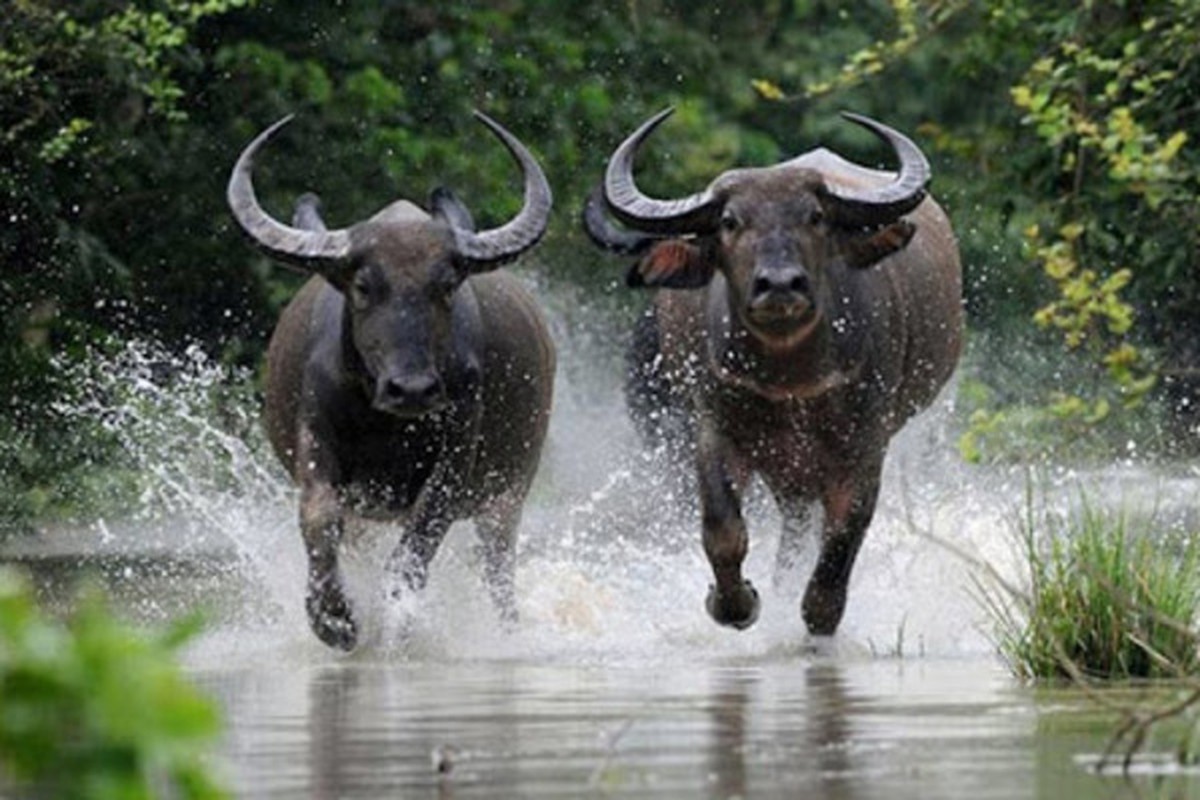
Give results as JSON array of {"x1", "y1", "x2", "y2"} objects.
[
  {"x1": 229, "y1": 112, "x2": 551, "y2": 417},
  {"x1": 585, "y1": 108, "x2": 929, "y2": 348}
]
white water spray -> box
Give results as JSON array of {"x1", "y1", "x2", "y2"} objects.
[{"x1": 40, "y1": 280, "x2": 1196, "y2": 668}]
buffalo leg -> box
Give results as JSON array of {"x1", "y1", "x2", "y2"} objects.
[
  {"x1": 297, "y1": 428, "x2": 357, "y2": 650},
  {"x1": 772, "y1": 494, "x2": 819, "y2": 593},
  {"x1": 802, "y1": 471, "x2": 882, "y2": 635},
  {"x1": 698, "y1": 424, "x2": 760, "y2": 629},
  {"x1": 385, "y1": 481, "x2": 453, "y2": 598},
  {"x1": 474, "y1": 491, "x2": 523, "y2": 624}
]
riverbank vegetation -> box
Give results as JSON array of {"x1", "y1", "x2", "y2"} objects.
[
  {"x1": 2, "y1": 1, "x2": 1197, "y2": 534},
  {"x1": 984, "y1": 493, "x2": 1200, "y2": 681},
  {"x1": 972, "y1": 486, "x2": 1200, "y2": 770},
  {"x1": 0, "y1": 569, "x2": 227, "y2": 798}
]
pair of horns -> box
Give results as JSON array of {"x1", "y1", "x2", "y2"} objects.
[
  {"x1": 598, "y1": 108, "x2": 930, "y2": 237},
  {"x1": 227, "y1": 111, "x2": 552, "y2": 273},
  {"x1": 231, "y1": 109, "x2": 928, "y2": 269}
]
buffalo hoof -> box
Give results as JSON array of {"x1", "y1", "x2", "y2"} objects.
[
  {"x1": 306, "y1": 578, "x2": 358, "y2": 651},
  {"x1": 802, "y1": 581, "x2": 847, "y2": 636},
  {"x1": 706, "y1": 580, "x2": 761, "y2": 630}
]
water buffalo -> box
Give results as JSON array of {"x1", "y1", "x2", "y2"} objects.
[
  {"x1": 584, "y1": 109, "x2": 962, "y2": 636},
  {"x1": 228, "y1": 112, "x2": 555, "y2": 650}
]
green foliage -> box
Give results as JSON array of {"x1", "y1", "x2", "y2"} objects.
[
  {"x1": 759, "y1": 0, "x2": 1200, "y2": 459},
  {"x1": 955, "y1": 327, "x2": 1180, "y2": 465},
  {"x1": 800, "y1": 0, "x2": 968, "y2": 99},
  {"x1": 996, "y1": 3, "x2": 1198, "y2": 449},
  {"x1": 1009, "y1": 23, "x2": 1193, "y2": 212},
  {"x1": 1, "y1": 0, "x2": 267, "y2": 534},
  {"x1": 3, "y1": 0, "x2": 1200, "y2": 529},
  {"x1": 1027, "y1": 223, "x2": 1155, "y2": 405},
  {"x1": 982, "y1": 492, "x2": 1200, "y2": 681},
  {"x1": 1003, "y1": 5, "x2": 1195, "y2": 436},
  {"x1": 0, "y1": 568, "x2": 227, "y2": 798}
]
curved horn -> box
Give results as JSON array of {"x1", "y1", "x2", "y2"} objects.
[
  {"x1": 227, "y1": 116, "x2": 352, "y2": 272},
  {"x1": 581, "y1": 185, "x2": 660, "y2": 255},
  {"x1": 820, "y1": 112, "x2": 930, "y2": 229},
  {"x1": 451, "y1": 111, "x2": 552, "y2": 268},
  {"x1": 603, "y1": 107, "x2": 722, "y2": 235}
]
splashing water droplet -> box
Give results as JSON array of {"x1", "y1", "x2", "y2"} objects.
[{"x1": 38, "y1": 284, "x2": 1120, "y2": 666}]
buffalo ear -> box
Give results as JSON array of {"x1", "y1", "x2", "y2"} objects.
[
  {"x1": 292, "y1": 192, "x2": 328, "y2": 232},
  {"x1": 289, "y1": 195, "x2": 359, "y2": 288},
  {"x1": 843, "y1": 220, "x2": 916, "y2": 269},
  {"x1": 286, "y1": 193, "x2": 354, "y2": 283},
  {"x1": 429, "y1": 186, "x2": 476, "y2": 232},
  {"x1": 626, "y1": 240, "x2": 715, "y2": 289}
]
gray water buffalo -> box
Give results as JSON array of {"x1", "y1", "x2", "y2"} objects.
[
  {"x1": 228, "y1": 112, "x2": 555, "y2": 650},
  {"x1": 585, "y1": 109, "x2": 962, "y2": 636}
]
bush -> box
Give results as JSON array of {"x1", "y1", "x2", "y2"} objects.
[
  {"x1": 0, "y1": 568, "x2": 227, "y2": 799},
  {"x1": 984, "y1": 491, "x2": 1200, "y2": 681}
]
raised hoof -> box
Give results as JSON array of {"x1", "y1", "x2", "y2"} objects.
[
  {"x1": 306, "y1": 580, "x2": 358, "y2": 651},
  {"x1": 706, "y1": 580, "x2": 761, "y2": 630}
]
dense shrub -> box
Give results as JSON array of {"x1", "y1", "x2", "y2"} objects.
[{"x1": 0, "y1": 568, "x2": 227, "y2": 798}]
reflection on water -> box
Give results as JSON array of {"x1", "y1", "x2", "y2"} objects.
[
  {"x1": 198, "y1": 657, "x2": 1200, "y2": 799},
  {"x1": 9, "y1": 289, "x2": 1200, "y2": 798}
]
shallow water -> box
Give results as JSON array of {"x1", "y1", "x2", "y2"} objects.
[
  {"x1": 193, "y1": 655, "x2": 1200, "y2": 799},
  {"x1": 199, "y1": 658, "x2": 1023, "y2": 799},
  {"x1": 8, "y1": 281, "x2": 1200, "y2": 798}
]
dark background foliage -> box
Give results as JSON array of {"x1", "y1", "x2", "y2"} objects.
[{"x1": 2, "y1": 0, "x2": 1197, "y2": 529}]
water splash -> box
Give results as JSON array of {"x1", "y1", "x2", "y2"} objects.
[
  {"x1": 45, "y1": 341, "x2": 302, "y2": 631},
  {"x1": 37, "y1": 290, "x2": 1197, "y2": 669}
]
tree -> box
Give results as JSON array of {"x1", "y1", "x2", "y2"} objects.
[{"x1": 755, "y1": 0, "x2": 1199, "y2": 457}]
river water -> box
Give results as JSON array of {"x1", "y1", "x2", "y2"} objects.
[
  {"x1": 198, "y1": 659, "x2": 1044, "y2": 799},
  {"x1": 9, "y1": 280, "x2": 1200, "y2": 798}
]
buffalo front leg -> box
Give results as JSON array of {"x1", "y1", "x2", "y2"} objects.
[
  {"x1": 802, "y1": 470, "x2": 882, "y2": 636},
  {"x1": 300, "y1": 480, "x2": 357, "y2": 651},
  {"x1": 385, "y1": 391, "x2": 481, "y2": 606},
  {"x1": 385, "y1": 480, "x2": 453, "y2": 600},
  {"x1": 474, "y1": 491, "x2": 524, "y2": 625},
  {"x1": 698, "y1": 424, "x2": 760, "y2": 630},
  {"x1": 772, "y1": 494, "x2": 819, "y2": 594}
]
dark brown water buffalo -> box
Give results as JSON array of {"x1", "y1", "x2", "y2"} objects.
[
  {"x1": 228, "y1": 112, "x2": 555, "y2": 650},
  {"x1": 585, "y1": 109, "x2": 962, "y2": 636}
]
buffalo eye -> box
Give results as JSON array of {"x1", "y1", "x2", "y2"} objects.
[
  {"x1": 430, "y1": 281, "x2": 457, "y2": 306},
  {"x1": 428, "y1": 264, "x2": 461, "y2": 306},
  {"x1": 720, "y1": 210, "x2": 741, "y2": 234},
  {"x1": 809, "y1": 208, "x2": 825, "y2": 226},
  {"x1": 349, "y1": 270, "x2": 377, "y2": 311}
]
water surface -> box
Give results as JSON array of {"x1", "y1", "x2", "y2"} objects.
[
  {"x1": 9, "y1": 288, "x2": 1200, "y2": 798},
  {"x1": 195, "y1": 654, "x2": 1200, "y2": 799}
]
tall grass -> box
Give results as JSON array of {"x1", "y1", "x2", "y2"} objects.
[{"x1": 983, "y1": 489, "x2": 1200, "y2": 682}]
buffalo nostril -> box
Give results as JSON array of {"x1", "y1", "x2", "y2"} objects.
[
  {"x1": 752, "y1": 271, "x2": 809, "y2": 300},
  {"x1": 381, "y1": 374, "x2": 441, "y2": 406},
  {"x1": 416, "y1": 377, "x2": 442, "y2": 402}
]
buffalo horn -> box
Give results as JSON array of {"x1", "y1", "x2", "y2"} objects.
[
  {"x1": 581, "y1": 185, "x2": 661, "y2": 255},
  {"x1": 451, "y1": 111, "x2": 552, "y2": 268},
  {"x1": 602, "y1": 107, "x2": 722, "y2": 235},
  {"x1": 227, "y1": 116, "x2": 352, "y2": 273},
  {"x1": 819, "y1": 112, "x2": 930, "y2": 229}
]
